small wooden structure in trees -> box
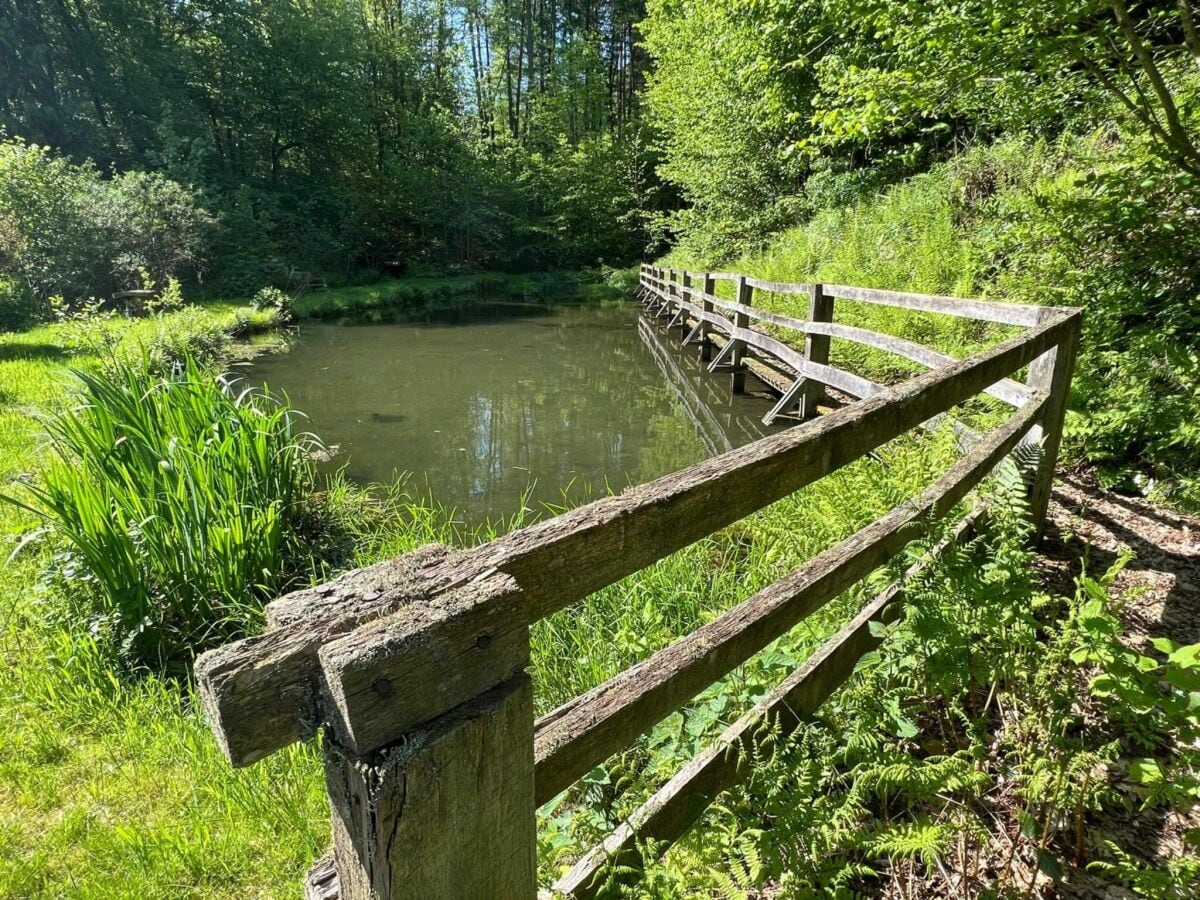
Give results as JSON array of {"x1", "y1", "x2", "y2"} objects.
[{"x1": 196, "y1": 264, "x2": 1079, "y2": 899}]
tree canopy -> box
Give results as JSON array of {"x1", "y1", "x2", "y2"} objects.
[{"x1": 0, "y1": 0, "x2": 660, "y2": 296}]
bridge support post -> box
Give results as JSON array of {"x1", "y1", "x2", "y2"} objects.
[
  {"x1": 799, "y1": 284, "x2": 832, "y2": 418},
  {"x1": 699, "y1": 273, "x2": 715, "y2": 362},
  {"x1": 663, "y1": 268, "x2": 677, "y2": 320},
  {"x1": 678, "y1": 272, "x2": 693, "y2": 339},
  {"x1": 1025, "y1": 308, "x2": 1080, "y2": 543},
  {"x1": 730, "y1": 276, "x2": 753, "y2": 393}
]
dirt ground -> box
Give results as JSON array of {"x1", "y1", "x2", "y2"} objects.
[{"x1": 1038, "y1": 476, "x2": 1200, "y2": 898}]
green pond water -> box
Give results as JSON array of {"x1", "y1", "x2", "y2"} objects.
[{"x1": 245, "y1": 299, "x2": 791, "y2": 525}]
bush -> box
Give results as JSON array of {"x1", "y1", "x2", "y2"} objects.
[
  {"x1": 251, "y1": 286, "x2": 295, "y2": 324},
  {"x1": 4, "y1": 354, "x2": 319, "y2": 671},
  {"x1": 0, "y1": 275, "x2": 42, "y2": 331},
  {"x1": 0, "y1": 138, "x2": 209, "y2": 307}
]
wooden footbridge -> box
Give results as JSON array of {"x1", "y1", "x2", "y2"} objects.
[{"x1": 196, "y1": 265, "x2": 1079, "y2": 899}]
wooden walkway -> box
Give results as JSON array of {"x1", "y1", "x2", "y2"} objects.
[{"x1": 195, "y1": 265, "x2": 1080, "y2": 899}]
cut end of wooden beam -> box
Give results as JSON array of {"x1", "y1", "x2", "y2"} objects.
[
  {"x1": 195, "y1": 631, "x2": 322, "y2": 768},
  {"x1": 318, "y1": 571, "x2": 530, "y2": 757},
  {"x1": 196, "y1": 542, "x2": 485, "y2": 768}
]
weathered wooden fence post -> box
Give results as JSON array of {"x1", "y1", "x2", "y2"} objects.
[
  {"x1": 1024, "y1": 308, "x2": 1080, "y2": 542},
  {"x1": 699, "y1": 273, "x2": 716, "y2": 362},
  {"x1": 678, "y1": 271, "x2": 693, "y2": 340},
  {"x1": 799, "y1": 283, "x2": 833, "y2": 419},
  {"x1": 310, "y1": 573, "x2": 536, "y2": 900},
  {"x1": 730, "y1": 276, "x2": 753, "y2": 393}
]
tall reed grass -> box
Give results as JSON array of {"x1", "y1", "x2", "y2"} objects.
[{"x1": 5, "y1": 353, "x2": 318, "y2": 670}]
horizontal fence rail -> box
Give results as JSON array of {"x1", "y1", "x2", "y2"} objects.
[{"x1": 196, "y1": 265, "x2": 1080, "y2": 900}]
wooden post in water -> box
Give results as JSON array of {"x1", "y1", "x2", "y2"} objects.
[
  {"x1": 730, "y1": 276, "x2": 753, "y2": 393},
  {"x1": 700, "y1": 273, "x2": 716, "y2": 362},
  {"x1": 799, "y1": 283, "x2": 833, "y2": 418},
  {"x1": 1024, "y1": 308, "x2": 1080, "y2": 542}
]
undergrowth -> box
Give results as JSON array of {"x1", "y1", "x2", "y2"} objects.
[{"x1": 662, "y1": 134, "x2": 1200, "y2": 509}]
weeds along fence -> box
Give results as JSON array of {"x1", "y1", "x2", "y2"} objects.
[{"x1": 196, "y1": 265, "x2": 1080, "y2": 899}]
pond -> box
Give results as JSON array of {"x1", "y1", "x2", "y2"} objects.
[{"x1": 246, "y1": 299, "x2": 792, "y2": 525}]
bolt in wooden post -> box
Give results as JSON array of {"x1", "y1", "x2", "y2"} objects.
[
  {"x1": 799, "y1": 283, "x2": 833, "y2": 419},
  {"x1": 730, "y1": 276, "x2": 753, "y2": 393},
  {"x1": 1025, "y1": 309, "x2": 1081, "y2": 543},
  {"x1": 699, "y1": 273, "x2": 715, "y2": 362}
]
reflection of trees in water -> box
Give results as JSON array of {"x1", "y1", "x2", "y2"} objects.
[
  {"x1": 447, "y1": 307, "x2": 700, "y2": 514},
  {"x1": 266, "y1": 305, "x2": 788, "y2": 524}
]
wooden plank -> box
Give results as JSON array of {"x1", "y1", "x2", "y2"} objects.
[
  {"x1": 197, "y1": 312, "x2": 1073, "y2": 767},
  {"x1": 740, "y1": 304, "x2": 811, "y2": 332},
  {"x1": 326, "y1": 674, "x2": 536, "y2": 900},
  {"x1": 532, "y1": 398, "x2": 1041, "y2": 805},
  {"x1": 318, "y1": 571, "x2": 527, "y2": 756},
  {"x1": 553, "y1": 511, "x2": 983, "y2": 899},
  {"x1": 810, "y1": 320, "x2": 1031, "y2": 408},
  {"x1": 744, "y1": 276, "x2": 814, "y2": 295},
  {"x1": 706, "y1": 336, "x2": 736, "y2": 372},
  {"x1": 1025, "y1": 307, "x2": 1081, "y2": 541},
  {"x1": 762, "y1": 377, "x2": 806, "y2": 426},
  {"x1": 823, "y1": 283, "x2": 1054, "y2": 327}
]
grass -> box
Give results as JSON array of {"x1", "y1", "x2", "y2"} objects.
[
  {"x1": 0, "y1": 304, "x2": 330, "y2": 898},
  {"x1": 5, "y1": 285, "x2": 1190, "y2": 897},
  {"x1": 0, "y1": 290, "x2": 975, "y2": 896}
]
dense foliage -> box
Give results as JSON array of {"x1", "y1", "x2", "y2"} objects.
[
  {"x1": 0, "y1": 138, "x2": 208, "y2": 326},
  {"x1": 645, "y1": 0, "x2": 1200, "y2": 505},
  {"x1": 0, "y1": 0, "x2": 661, "y2": 300}
]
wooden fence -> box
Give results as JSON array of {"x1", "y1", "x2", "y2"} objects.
[{"x1": 195, "y1": 264, "x2": 1080, "y2": 899}]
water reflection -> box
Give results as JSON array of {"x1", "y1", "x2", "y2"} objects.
[{"x1": 247, "y1": 300, "x2": 788, "y2": 524}]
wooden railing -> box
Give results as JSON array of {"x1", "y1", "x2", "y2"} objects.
[{"x1": 195, "y1": 264, "x2": 1080, "y2": 899}]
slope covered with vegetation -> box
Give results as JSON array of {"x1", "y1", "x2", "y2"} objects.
[{"x1": 644, "y1": 0, "x2": 1200, "y2": 509}]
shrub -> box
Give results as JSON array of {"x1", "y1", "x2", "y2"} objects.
[
  {"x1": 251, "y1": 286, "x2": 295, "y2": 324},
  {"x1": 0, "y1": 275, "x2": 42, "y2": 331},
  {"x1": 4, "y1": 354, "x2": 319, "y2": 671},
  {"x1": 0, "y1": 138, "x2": 209, "y2": 307}
]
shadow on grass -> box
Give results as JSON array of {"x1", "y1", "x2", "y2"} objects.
[{"x1": 0, "y1": 342, "x2": 68, "y2": 363}]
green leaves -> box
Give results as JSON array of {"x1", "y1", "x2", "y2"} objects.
[{"x1": 3, "y1": 350, "x2": 319, "y2": 671}]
